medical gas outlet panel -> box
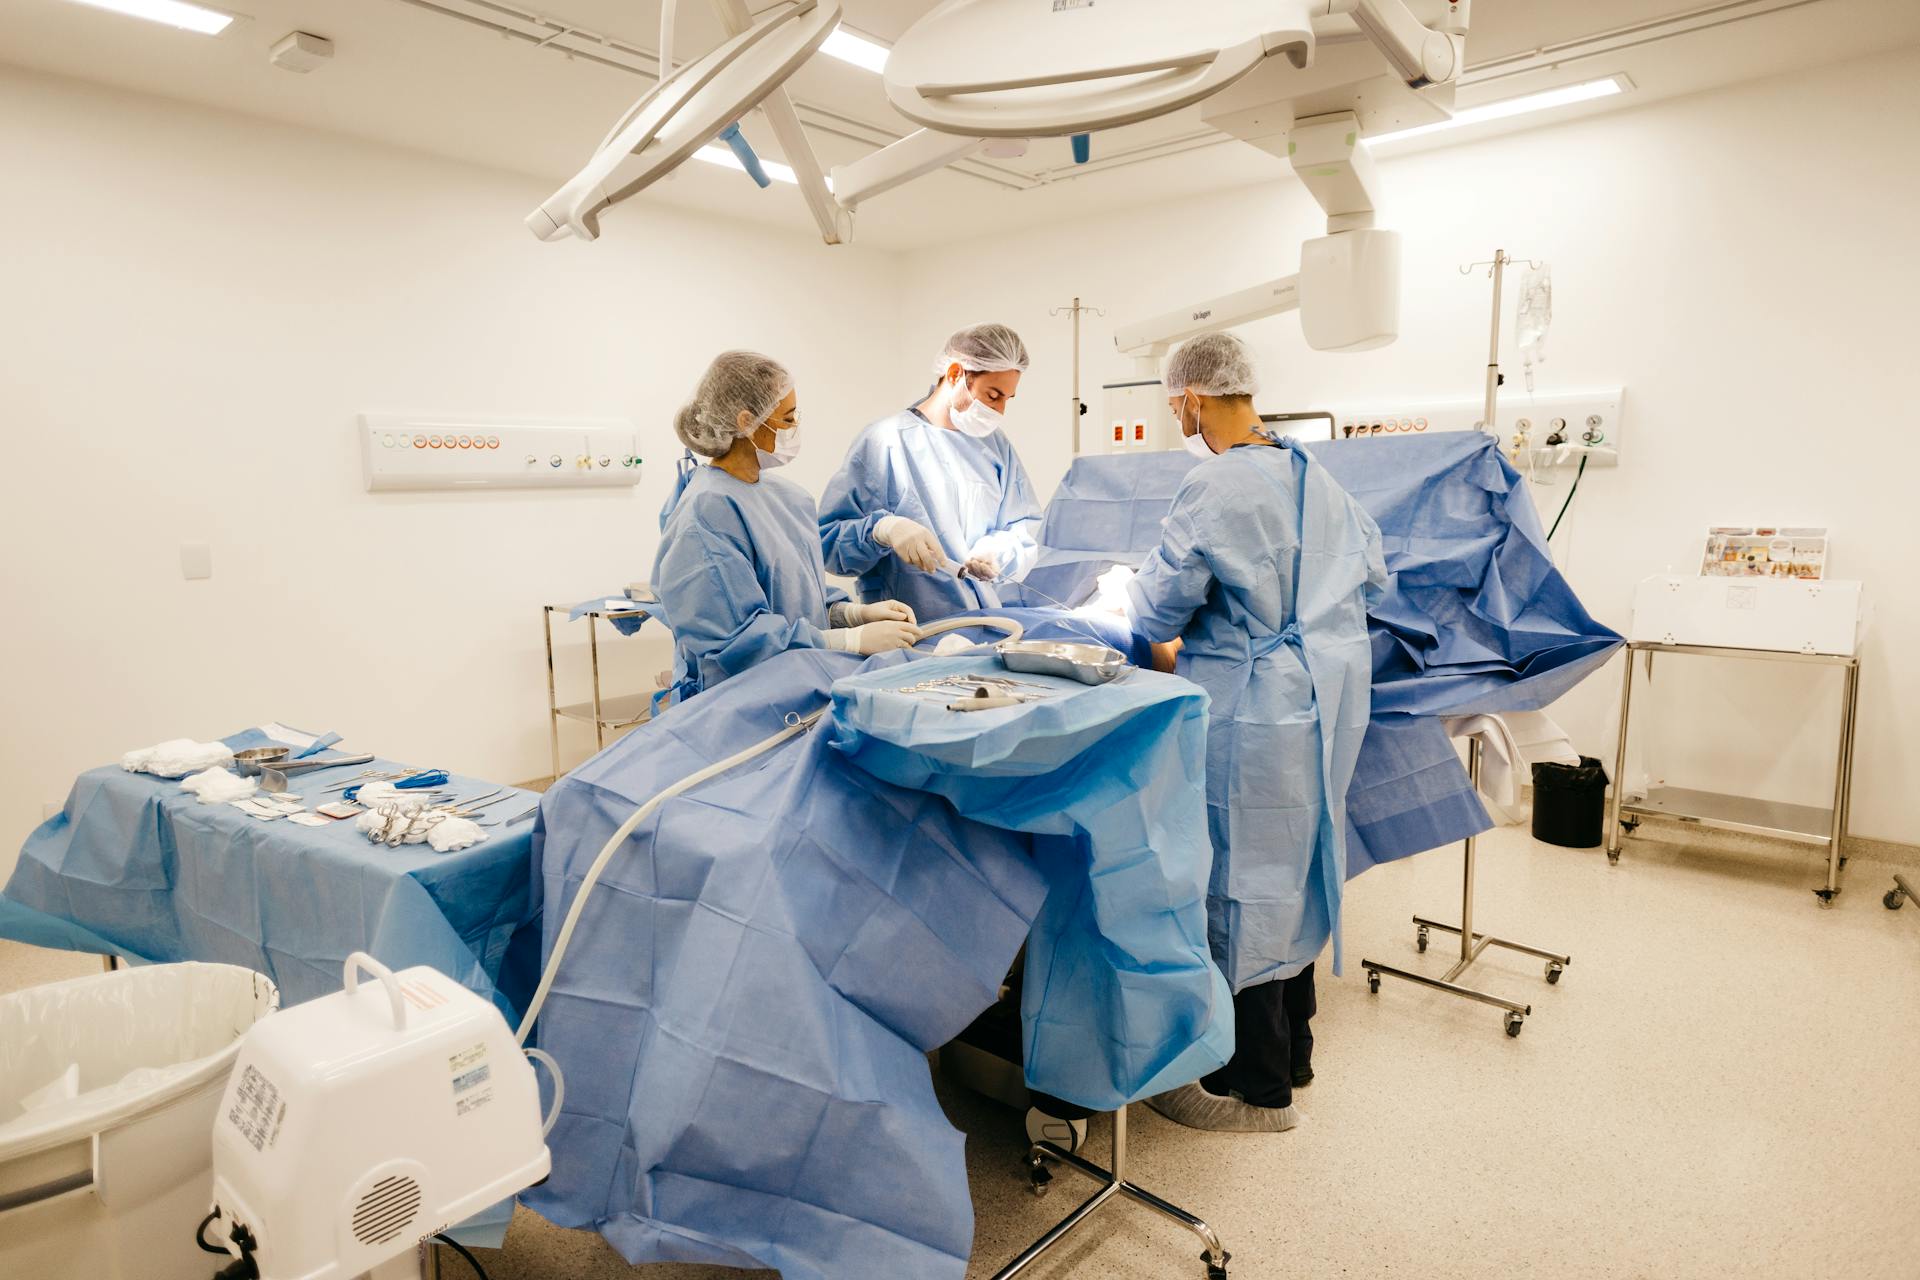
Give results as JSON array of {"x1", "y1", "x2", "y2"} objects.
[
  {"x1": 1091, "y1": 381, "x2": 1177, "y2": 455},
  {"x1": 360, "y1": 415, "x2": 643, "y2": 492},
  {"x1": 1327, "y1": 390, "x2": 1625, "y2": 467}
]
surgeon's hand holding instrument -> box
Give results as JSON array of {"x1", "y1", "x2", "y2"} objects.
[{"x1": 873, "y1": 515, "x2": 945, "y2": 573}]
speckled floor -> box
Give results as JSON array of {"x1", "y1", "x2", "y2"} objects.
[{"x1": 6, "y1": 824, "x2": 1917, "y2": 1280}]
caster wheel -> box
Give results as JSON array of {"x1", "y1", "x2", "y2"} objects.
[
  {"x1": 1367, "y1": 970, "x2": 1380, "y2": 995},
  {"x1": 1025, "y1": 1108, "x2": 1087, "y2": 1154},
  {"x1": 1203, "y1": 1248, "x2": 1231, "y2": 1279},
  {"x1": 1415, "y1": 927, "x2": 1429, "y2": 954},
  {"x1": 1026, "y1": 1157, "x2": 1053, "y2": 1198},
  {"x1": 1505, "y1": 1013, "x2": 1524, "y2": 1038},
  {"x1": 1885, "y1": 889, "x2": 1906, "y2": 911},
  {"x1": 1545, "y1": 962, "x2": 1565, "y2": 985}
]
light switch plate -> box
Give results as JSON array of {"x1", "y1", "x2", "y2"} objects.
[{"x1": 181, "y1": 543, "x2": 212, "y2": 580}]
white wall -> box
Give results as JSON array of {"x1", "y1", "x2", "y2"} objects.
[
  {"x1": 0, "y1": 66, "x2": 907, "y2": 877},
  {"x1": 897, "y1": 48, "x2": 1920, "y2": 843}
]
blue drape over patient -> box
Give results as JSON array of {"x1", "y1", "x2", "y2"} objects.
[
  {"x1": 1023, "y1": 432, "x2": 1623, "y2": 872},
  {"x1": 527, "y1": 621, "x2": 1229, "y2": 1280}
]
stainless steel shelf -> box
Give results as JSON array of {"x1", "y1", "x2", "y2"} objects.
[
  {"x1": 554, "y1": 694, "x2": 654, "y2": 730},
  {"x1": 1621, "y1": 787, "x2": 1834, "y2": 846}
]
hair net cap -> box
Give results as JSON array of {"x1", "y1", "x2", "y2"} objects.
[
  {"x1": 933, "y1": 322, "x2": 1030, "y2": 376},
  {"x1": 675, "y1": 350, "x2": 794, "y2": 459},
  {"x1": 1165, "y1": 331, "x2": 1259, "y2": 398}
]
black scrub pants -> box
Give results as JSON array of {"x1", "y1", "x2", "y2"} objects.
[{"x1": 1201, "y1": 963, "x2": 1316, "y2": 1110}]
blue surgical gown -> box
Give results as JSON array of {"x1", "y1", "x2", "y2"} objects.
[
  {"x1": 1126, "y1": 439, "x2": 1386, "y2": 990},
  {"x1": 818, "y1": 408, "x2": 1043, "y2": 622},
  {"x1": 653, "y1": 463, "x2": 839, "y2": 698}
]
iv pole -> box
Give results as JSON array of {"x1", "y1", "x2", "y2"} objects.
[
  {"x1": 1357, "y1": 250, "x2": 1572, "y2": 1038},
  {"x1": 1051, "y1": 297, "x2": 1104, "y2": 454}
]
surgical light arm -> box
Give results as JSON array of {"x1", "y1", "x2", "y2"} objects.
[{"x1": 1113, "y1": 112, "x2": 1398, "y2": 362}]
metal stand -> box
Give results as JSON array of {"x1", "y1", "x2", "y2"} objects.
[
  {"x1": 994, "y1": 1105, "x2": 1230, "y2": 1280},
  {"x1": 1361, "y1": 739, "x2": 1571, "y2": 1037},
  {"x1": 542, "y1": 602, "x2": 655, "y2": 779},
  {"x1": 1606, "y1": 642, "x2": 1861, "y2": 906}
]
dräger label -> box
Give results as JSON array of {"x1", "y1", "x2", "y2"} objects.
[
  {"x1": 228, "y1": 1064, "x2": 287, "y2": 1152},
  {"x1": 451, "y1": 1041, "x2": 494, "y2": 1116}
]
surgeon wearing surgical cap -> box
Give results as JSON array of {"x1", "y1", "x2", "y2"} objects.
[
  {"x1": 817, "y1": 323, "x2": 1043, "y2": 622},
  {"x1": 1110, "y1": 331, "x2": 1386, "y2": 1135},
  {"x1": 653, "y1": 350, "x2": 920, "y2": 702}
]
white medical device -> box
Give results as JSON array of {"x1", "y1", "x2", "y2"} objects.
[{"x1": 200, "y1": 954, "x2": 554, "y2": 1280}]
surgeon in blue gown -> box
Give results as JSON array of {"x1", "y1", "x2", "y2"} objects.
[
  {"x1": 1105, "y1": 331, "x2": 1386, "y2": 1134},
  {"x1": 817, "y1": 323, "x2": 1044, "y2": 622},
  {"x1": 653, "y1": 350, "x2": 921, "y2": 701}
]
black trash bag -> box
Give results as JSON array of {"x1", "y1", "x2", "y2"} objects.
[{"x1": 1531, "y1": 756, "x2": 1610, "y2": 849}]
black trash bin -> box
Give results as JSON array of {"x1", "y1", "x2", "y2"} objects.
[{"x1": 1531, "y1": 756, "x2": 1610, "y2": 848}]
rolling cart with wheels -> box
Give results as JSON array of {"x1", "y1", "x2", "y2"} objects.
[
  {"x1": 1605, "y1": 641, "x2": 1861, "y2": 906},
  {"x1": 1360, "y1": 737, "x2": 1571, "y2": 1037}
]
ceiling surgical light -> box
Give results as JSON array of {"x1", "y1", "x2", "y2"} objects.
[
  {"x1": 1370, "y1": 75, "x2": 1630, "y2": 144},
  {"x1": 64, "y1": 0, "x2": 236, "y2": 35},
  {"x1": 819, "y1": 26, "x2": 889, "y2": 74}
]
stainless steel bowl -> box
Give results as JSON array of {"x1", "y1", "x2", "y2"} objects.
[
  {"x1": 233, "y1": 747, "x2": 290, "y2": 777},
  {"x1": 995, "y1": 639, "x2": 1130, "y2": 685}
]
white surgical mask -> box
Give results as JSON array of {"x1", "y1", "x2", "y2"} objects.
[
  {"x1": 1183, "y1": 431, "x2": 1218, "y2": 461},
  {"x1": 756, "y1": 419, "x2": 801, "y2": 469},
  {"x1": 949, "y1": 378, "x2": 1004, "y2": 438}
]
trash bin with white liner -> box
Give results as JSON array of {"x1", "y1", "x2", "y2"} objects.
[{"x1": 0, "y1": 962, "x2": 279, "y2": 1280}]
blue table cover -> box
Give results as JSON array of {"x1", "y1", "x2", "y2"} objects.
[{"x1": 2, "y1": 728, "x2": 542, "y2": 1015}]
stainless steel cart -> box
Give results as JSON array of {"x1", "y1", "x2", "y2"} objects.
[
  {"x1": 542, "y1": 602, "x2": 655, "y2": 779},
  {"x1": 1605, "y1": 641, "x2": 1861, "y2": 905}
]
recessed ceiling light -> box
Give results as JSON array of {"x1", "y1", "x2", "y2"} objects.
[
  {"x1": 819, "y1": 26, "x2": 889, "y2": 74},
  {"x1": 65, "y1": 0, "x2": 238, "y2": 36},
  {"x1": 1370, "y1": 75, "x2": 1631, "y2": 145}
]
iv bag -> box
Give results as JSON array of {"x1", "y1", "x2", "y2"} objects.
[{"x1": 1517, "y1": 264, "x2": 1551, "y2": 390}]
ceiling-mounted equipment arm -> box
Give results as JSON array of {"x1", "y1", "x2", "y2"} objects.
[
  {"x1": 1115, "y1": 278, "x2": 1302, "y2": 361},
  {"x1": 1113, "y1": 112, "x2": 1400, "y2": 361},
  {"x1": 831, "y1": 129, "x2": 991, "y2": 210},
  {"x1": 708, "y1": 0, "x2": 849, "y2": 244},
  {"x1": 1325, "y1": 0, "x2": 1465, "y2": 87}
]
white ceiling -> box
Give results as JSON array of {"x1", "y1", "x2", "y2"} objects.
[{"x1": 5, "y1": 0, "x2": 1919, "y2": 250}]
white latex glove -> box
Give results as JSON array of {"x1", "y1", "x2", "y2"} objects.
[
  {"x1": 1088, "y1": 564, "x2": 1137, "y2": 618},
  {"x1": 832, "y1": 599, "x2": 918, "y2": 627},
  {"x1": 960, "y1": 556, "x2": 999, "y2": 581},
  {"x1": 825, "y1": 621, "x2": 920, "y2": 655},
  {"x1": 874, "y1": 516, "x2": 944, "y2": 573}
]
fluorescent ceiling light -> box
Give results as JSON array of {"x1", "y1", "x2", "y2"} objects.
[
  {"x1": 819, "y1": 25, "x2": 889, "y2": 74},
  {"x1": 1371, "y1": 75, "x2": 1629, "y2": 145},
  {"x1": 65, "y1": 0, "x2": 237, "y2": 35}
]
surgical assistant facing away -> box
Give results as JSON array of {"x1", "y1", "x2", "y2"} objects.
[
  {"x1": 1111, "y1": 332, "x2": 1385, "y2": 1134},
  {"x1": 818, "y1": 323, "x2": 1045, "y2": 622}
]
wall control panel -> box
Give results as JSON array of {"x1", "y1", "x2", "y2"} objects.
[
  {"x1": 1327, "y1": 389, "x2": 1626, "y2": 468},
  {"x1": 360, "y1": 415, "x2": 643, "y2": 492}
]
